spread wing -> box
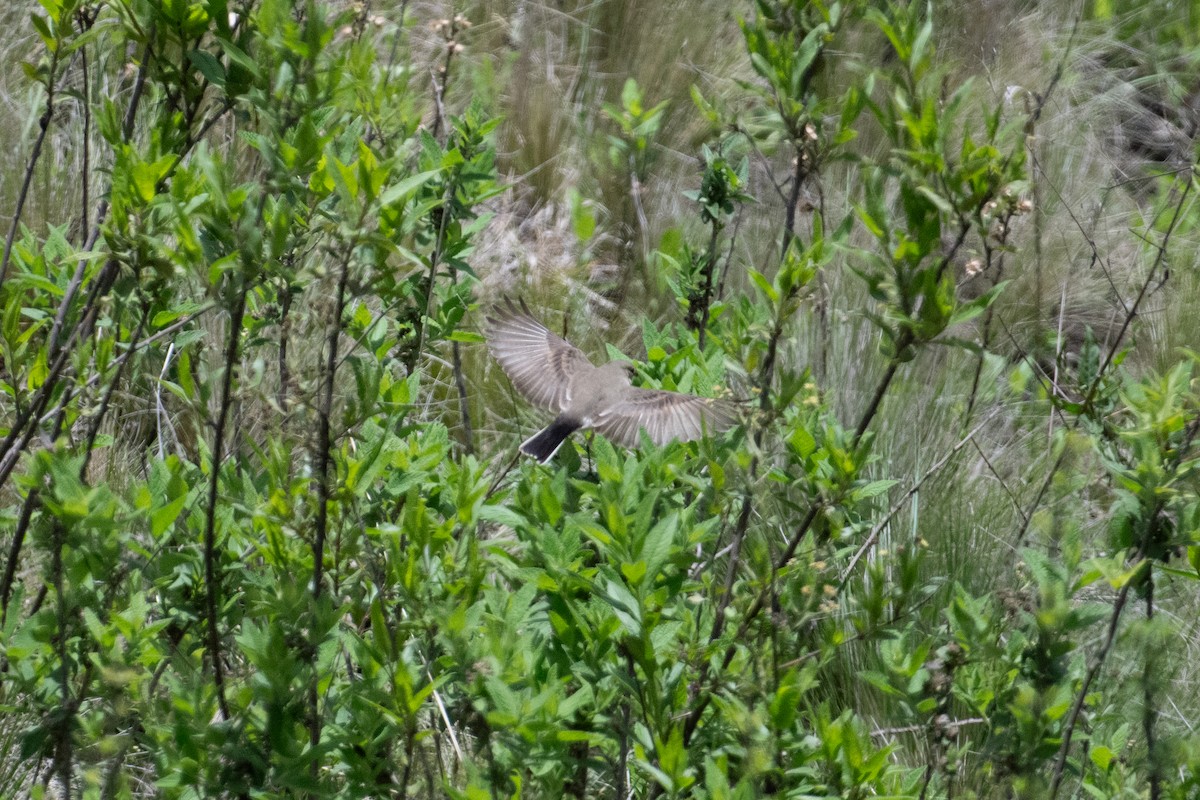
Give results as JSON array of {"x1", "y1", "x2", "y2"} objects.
[
  {"x1": 486, "y1": 297, "x2": 594, "y2": 413},
  {"x1": 593, "y1": 388, "x2": 737, "y2": 448}
]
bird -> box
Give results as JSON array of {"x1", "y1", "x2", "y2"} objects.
[{"x1": 485, "y1": 297, "x2": 737, "y2": 462}]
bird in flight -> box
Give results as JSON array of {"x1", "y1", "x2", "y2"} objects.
[{"x1": 486, "y1": 298, "x2": 737, "y2": 462}]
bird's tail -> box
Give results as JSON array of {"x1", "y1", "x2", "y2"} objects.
[{"x1": 520, "y1": 416, "x2": 581, "y2": 462}]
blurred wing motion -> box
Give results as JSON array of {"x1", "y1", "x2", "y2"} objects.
[
  {"x1": 486, "y1": 297, "x2": 593, "y2": 412},
  {"x1": 594, "y1": 388, "x2": 737, "y2": 448}
]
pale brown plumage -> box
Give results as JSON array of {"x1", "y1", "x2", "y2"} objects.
[{"x1": 486, "y1": 298, "x2": 736, "y2": 461}]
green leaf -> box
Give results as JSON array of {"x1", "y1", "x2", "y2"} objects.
[
  {"x1": 949, "y1": 280, "x2": 1010, "y2": 327},
  {"x1": 600, "y1": 576, "x2": 642, "y2": 637},
  {"x1": 131, "y1": 156, "x2": 173, "y2": 203},
  {"x1": 569, "y1": 188, "x2": 597, "y2": 242},
  {"x1": 484, "y1": 677, "x2": 521, "y2": 725},
  {"x1": 640, "y1": 512, "x2": 678, "y2": 579},
  {"x1": 788, "y1": 425, "x2": 817, "y2": 459},
  {"x1": 27, "y1": 349, "x2": 48, "y2": 391},
  {"x1": 749, "y1": 269, "x2": 778, "y2": 302},
  {"x1": 151, "y1": 302, "x2": 210, "y2": 328},
  {"x1": 916, "y1": 185, "x2": 954, "y2": 216},
  {"x1": 188, "y1": 49, "x2": 224, "y2": 86},
  {"x1": 537, "y1": 482, "x2": 563, "y2": 525},
  {"x1": 621, "y1": 560, "x2": 647, "y2": 585},
  {"x1": 1090, "y1": 745, "x2": 1114, "y2": 771},
  {"x1": 150, "y1": 493, "x2": 186, "y2": 537},
  {"x1": 478, "y1": 503, "x2": 526, "y2": 530},
  {"x1": 378, "y1": 168, "x2": 442, "y2": 207},
  {"x1": 29, "y1": 12, "x2": 55, "y2": 52},
  {"x1": 854, "y1": 480, "x2": 898, "y2": 501},
  {"x1": 213, "y1": 35, "x2": 260, "y2": 78},
  {"x1": 859, "y1": 670, "x2": 903, "y2": 697}
]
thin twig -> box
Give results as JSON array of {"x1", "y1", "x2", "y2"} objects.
[
  {"x1": 309, "y1": 234, "x2": 357, "y2": 765},
  {"x1": 314, "y1": 243, "x2": 356, "y2": 598},
  {"x1": 52, "y1": 305, "x2": 215, "y2": 408},
  {"x1": 1087, "y1": 173, "x2": 1193, "y2": 410},
  {"x1": 1047, "y1": 574, "x2": 1136, "y2": 798},
  {"x1": 427, "y1": 669, "x2": 463, "y2": 762},
  {"x1": 969, "y1": 437, "x2": 1029, "y2": 529},
  {"x1": 0, "y1": 491, "x2": 39, "y2": 624},
  {"x1": 80, "y1": 302, "x2": 150, "y2": 476},
  {"x1": 839, "y1": 408, "x2": 1003, "y2": 587},
  {"x1": 76, "y1": 7, "x2": 95, "y2": 248},
  {"x1": 202, "y1": 287, "x2": 248, "y2": 722},
  {"x1": 696, "y1": 219, "x2": 721, "y2": 351},
  {"x1": 484, "y1": 450, "x2": 521, "y2": 499},
  {"x1": 870, "y1": 717, "x2": 986, "y2": 739},
  {"x1": 0, "y1": 43, "x2": 61, "y2": 288}
]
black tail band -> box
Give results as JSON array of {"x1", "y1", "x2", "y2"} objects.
[{"x1": 520, "y1": 416, "x2": 581, "y2": 462}]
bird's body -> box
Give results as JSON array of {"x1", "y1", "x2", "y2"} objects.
[
  {"x1": 485, "y1": 298, "x2": 735, "y2": 462},
  {"x1": 567, "y1": 361, "x2": 635, "y2": 423}
]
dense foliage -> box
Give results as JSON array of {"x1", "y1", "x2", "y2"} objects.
[{"x1": 1, "y1": 0, "x2": 1199, "y2": 797}]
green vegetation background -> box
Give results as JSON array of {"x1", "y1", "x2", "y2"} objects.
[{"x1": 1, "y1": 0, "x2": 1199, "y2": 797}]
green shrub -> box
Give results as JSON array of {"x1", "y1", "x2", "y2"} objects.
[{"x1": 1, "y1": 1, "x2": 1198, "y2": 798}]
